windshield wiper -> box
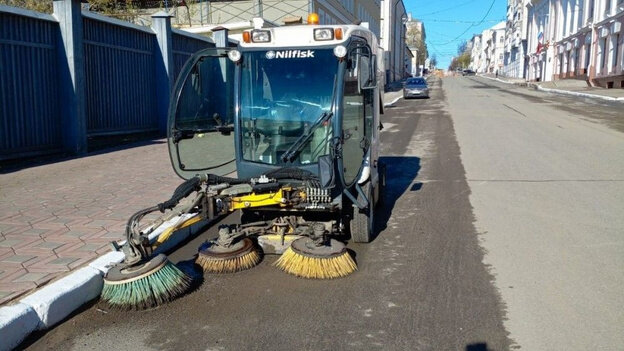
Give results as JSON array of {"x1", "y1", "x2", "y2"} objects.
[
  {"x1": 172, "y1": 125, "x2": 233, "y2": 143},
  {"x1": 281, "y1": 111, "x2": 333, "y2": 163}
]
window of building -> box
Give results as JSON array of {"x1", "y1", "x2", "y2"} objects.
[
  {"x1": 588, "y1": 0, "x2": 594, "y2": 21},
  {"x1": 611, "y1": 34, "x2": 619, "y2": 71},
  {"x1": 584, "y1": 44, "x2": 591, "y2": 71},
  {"x1": 599, "y1": 37, "x2": 607, "y2": 71}
]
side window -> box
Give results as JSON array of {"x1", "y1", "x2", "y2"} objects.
[
  {"x1": 341, "y1": 43, "x2": 373, "y2": 186},
  {"x1": 170, "y1": 53, "x2": 236, "y2": 176},
  {"x1": 176, "y1": 57, "x2": 233, "y2": 130}
]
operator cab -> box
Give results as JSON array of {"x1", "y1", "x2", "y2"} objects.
[{"x1": 167, "y1": 20, "x2": 381, "y2": 195}]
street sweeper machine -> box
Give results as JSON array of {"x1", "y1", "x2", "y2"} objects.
[{"x1": 101, "y1": 16, "x2": 386, "y2": 309}]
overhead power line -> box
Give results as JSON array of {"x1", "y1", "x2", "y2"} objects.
[
  {"x1": 436, "y1": 0, "x2": 498, "y2": 46},
  {"x1": 415, "y1": 0, "x2": 478, "y2": 17},
  {"x1": 419, "y1": 18, "x2": 504, "y2": 24}
]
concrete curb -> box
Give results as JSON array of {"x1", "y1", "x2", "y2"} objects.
[
  {"x1": 0, "y1": 213, "x2": 204, "y2": 350},
  {"x1": 478, "y1": 74, "x2": 624, "y2": 103},
  {"x1": 535, "y1": 85, "x2": 624, "y2": 103},
  {"x1": 0, "y1": 304, "x2": 39, "y2": 351},
  {"x1": 384, "y1": 96, "x2": 402, "y2": 107},
  {"x1": 477, "y1": 74, "x2": 516, "y2": 85}
]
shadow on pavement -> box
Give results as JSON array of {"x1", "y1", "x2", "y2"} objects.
[
  {"x1": 466, "y1": 342, "x2": 490, "y2": 351},
  {"x1": 374, "y1": 155, "x2": 421, "y2": 241}
]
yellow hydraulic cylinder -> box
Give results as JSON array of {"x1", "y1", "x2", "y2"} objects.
[{"x1": 229, "y1": 189, "x2": 287, "y2": 211}]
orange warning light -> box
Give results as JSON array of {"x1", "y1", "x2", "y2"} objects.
[{"x1": 307, "y1": 13, "x2": 320, "y2": 25}]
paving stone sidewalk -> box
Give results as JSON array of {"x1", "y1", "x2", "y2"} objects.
[{"x1": 0, "y1": 140, "x2": 182, "y2": 305}]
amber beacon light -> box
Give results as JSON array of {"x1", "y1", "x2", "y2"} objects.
[{"x1": 307, "y1": 13, "x2": 320, "y2": 25}]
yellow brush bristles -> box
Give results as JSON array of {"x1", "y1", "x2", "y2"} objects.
[
  {"x1": 274, "y1": 247, "x2": 357, "y2": 279},
  {"x1": 196, "y1": 249, "x2": 261, "y2": 273}
]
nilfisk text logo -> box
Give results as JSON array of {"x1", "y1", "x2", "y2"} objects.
[{"x1": 265, "y1": 50, "x2": 315, "y2": 59}]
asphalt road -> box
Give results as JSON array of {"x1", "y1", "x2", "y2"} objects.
[
  {"x1": 447, "y1": 76, "x2": 624, "y2": 350},
  {"x1": 21, "y1": 76, "x2": 623, "y2": 351}
]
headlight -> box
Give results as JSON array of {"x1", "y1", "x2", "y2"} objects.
[
  {"x1": 251, "y1": 30, "x2": 271, "y2": 43},
  {"x1": 333, "y1": 45, "x2": 347, "y2": 58},
  {"x1": 227, "y1": 50, "x2": 241, "y2": 62},
  {"x1": 314, "y1": 28, "x2": 334, "y2": 41}
]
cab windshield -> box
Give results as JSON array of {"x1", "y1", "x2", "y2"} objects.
[{"x1": 240, "y1": 49, "x2": 338, "y2": 165}]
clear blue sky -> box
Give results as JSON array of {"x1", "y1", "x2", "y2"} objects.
[{"x1": 404, "y1": 0, "x2": 507, "y2": 69}]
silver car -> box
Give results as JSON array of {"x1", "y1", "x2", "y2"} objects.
[{"x1": 403, "y1": 77, "x2": 429, "y2": 99}]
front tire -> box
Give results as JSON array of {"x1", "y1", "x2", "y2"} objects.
[{"x1": 350, "y1": 182, "x2": 375, "y2": 243}]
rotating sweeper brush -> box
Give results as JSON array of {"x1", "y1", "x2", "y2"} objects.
[
  {"x1": 196, "y1": 226, "x2": 261, "y2": 273},
  {"x1": 274, "y1": 223, "x2": 356, "y2": 279},
  {"x1": 100, "y1": 177, "x2": 204, "y2": 310},
  {"x1": 101, "y1": 254, "x2": 191, "y2": 310}
]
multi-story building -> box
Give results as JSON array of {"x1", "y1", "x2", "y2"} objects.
[
  {"x1": 381, "y1": 0, "x2": 408, "y2": 83},
  {"x1": 503, "y1": 0, "x2": 530, "y2": 78},
  {"x1": 470, "y1": 34, "x2": 483, "y2": 72},
  {"x1": 405, "y1": 14, "x2": 427, "y2": 76},
  {"x1": 582, "y1": 0, "x2": 623, "y2": 87},
  {"x1": 526, "y1": 0, "x2": 556, "y2": 81},
  {"x1": 469, "y1": 22, "x2": 506, "y2": 73},
  {"x1": 491, "y1": 21, "x2": 507, "y2": 73},
  {"x1": 481, "y1": 29, "x2": 495, "y2": 72},
  {"x1": 525, "y1": 0, "x2": 623, "y2": 87},
  {"x1": 140, "y1": 1, "x2": 381, "y2": 40}
]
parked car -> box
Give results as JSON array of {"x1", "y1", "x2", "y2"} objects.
[
  {"x1": 462, "y1": 69, "x2": 476, "y2": 76},
  {"x1": 403, "y1": 77, "x2": 429, "y2": 99}
]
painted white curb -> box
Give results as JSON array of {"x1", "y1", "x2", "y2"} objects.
[
  {"x1": 0, "y1": 303, "x2": 39, "y2": 351},
  {"x1": 20, "y1": 266, "x2": 103, "y2": 329},
  {"x1": 478, "y1": 74, "x2": 624, "y2": 102},
  {"x1": 477, "y1": 74, "x2": 515, "y2": 84},
  {"x1": 536, "y1": 85, "x2": 624, "y2": 102},
  {"x1": 384, "y1": 96, "x2": 402, "y2": 107},
  {"x1": 88, "y1": 250, "x2": 126, "y2": 273}
]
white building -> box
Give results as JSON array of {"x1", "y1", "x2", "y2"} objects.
[
  {"x1": 470, "y1": 34, "x2": 484, "y2": 72},
  {"x1": 169, "y1": 0, "x2": 381, "y2": 43},
  {"x1": 526, "y1": 0, "x2": 623, "y2": 87},
  {"x1": 503, "y1": 0, "x2": 530, "y2": 78},
  {"x1": 491, "y1": 21, "x2": 507, "y2": 73},
  {"x1": 481, "y1": 29, "x2": 495, "y2": 72},
  {"x1": 405, "y1": 15, "x2": 427, "y2": 76},
  {"x1": 380, "y1": 0, "x2": 408, "y2": 83},
  {"x1": 553, "y1": 0, "x2": 624, "y2": 87},
  {"x1": 469, "y1": 22, "x2": 506, "y2": 73}
]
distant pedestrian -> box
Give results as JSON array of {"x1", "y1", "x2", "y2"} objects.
[{"x1": 495, "y1": 70, "x2": 498, "y2": 78}]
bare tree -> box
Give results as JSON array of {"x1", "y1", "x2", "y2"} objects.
[
  {"x1": 430, "y1": 54, "x2": 438, "y2": 68},
  {"x1": 406, "y1": 22, "x2": 428, "y2": 66}
]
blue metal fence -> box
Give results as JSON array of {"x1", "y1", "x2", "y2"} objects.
[
  {"x1": 83, "y1": 14, "x2": 158, "y2": 135},
  {"x1": 172, "y1": 29, "x2": 215, "y2": 80},
  {"x1": 0, "y1": 6, "x2": 62, "y2": 158},
  {"x1": 0, "y1": 2, "x2": 215, "y2": 160}
]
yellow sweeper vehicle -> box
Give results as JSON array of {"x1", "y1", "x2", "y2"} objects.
[{"x1": 101, "y1": 14, "x2": 387, "y2": 310}]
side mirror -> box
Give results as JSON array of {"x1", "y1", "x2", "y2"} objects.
[{"x1": 357, "y1": 55, "x2": 375, "y2": 91}]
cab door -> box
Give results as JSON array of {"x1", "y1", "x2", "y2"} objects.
[
  {"x1": 168, "y1": 48, "x2": 236, "y2": 179},
  {"x1": 338, "y1": 42, "x2": 375, "y2": 189}
]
